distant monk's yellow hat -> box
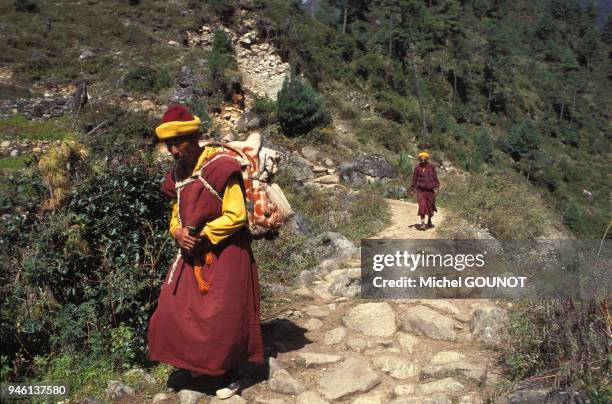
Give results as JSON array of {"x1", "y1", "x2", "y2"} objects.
[
  {"x1": 155, "y1": 104, "x2": 201, "y2": 140},
  {"x1": 418, "y1": 151, "x2": 429, "y2": 159}
]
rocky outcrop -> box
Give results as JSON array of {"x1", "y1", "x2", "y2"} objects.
[{"x1": 339, "y1": 154, "x2": 398, "y2": 186}]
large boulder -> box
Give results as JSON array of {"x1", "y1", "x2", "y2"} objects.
[
  {"x1": 339, "y1": 154, "x2": 398, "y2": 187},
  {"x1": 309, "y1": 231, "x2": 358, "y2": 261},
  {"x1": 328, "y1": 267, "x2": 361, "y2": 298}
]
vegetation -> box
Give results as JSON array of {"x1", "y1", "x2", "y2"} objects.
[
  {"x1": 122, "y1": 66, "x2": 172, "y2": 93},
  {"x1": 252, "y1": 0, "x2": 610, "y2": 238},
  {"x1": 505, "y1": 299, "x2": 611, "y2": 402},
  {"x1": 277, "y1": 74, "x2": 331, "y2": 136}
]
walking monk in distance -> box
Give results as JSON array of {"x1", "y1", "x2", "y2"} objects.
[{"x1": 409, "y1": 151, "x2": 440, "y2": 230}]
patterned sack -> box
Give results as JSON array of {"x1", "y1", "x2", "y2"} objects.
[{"x1": 201, "y1": 132, "x2": 294, "y2": 238}]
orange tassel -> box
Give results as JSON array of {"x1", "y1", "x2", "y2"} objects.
[
  {"x1": 204, "y1": 251, "x2": 214, "y2": 266},
  {"x1": 193, "y1": 265, "x2": 211, "y2": 295}
]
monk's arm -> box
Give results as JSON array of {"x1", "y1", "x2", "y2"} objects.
[
  {"x1": 169, "y1": 200, "x2": 180, "y2": 237},
  {"x1": 202, "y1": 175, "x2": 247, "y2": 245},
  {"x1": 409, "y1": 165, "x2": 418, "y2": 190},
  {"x1": 432, "y1": 165, "x2": 440, "y2": 190}
]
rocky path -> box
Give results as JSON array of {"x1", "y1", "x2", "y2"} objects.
[{"x1": 152, "y1": 199, "x2": 508, "y2": 404}]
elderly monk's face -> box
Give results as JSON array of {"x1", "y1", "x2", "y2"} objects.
[{"x1": 165, "y1": 134, "x2": 200, "y2": 167}]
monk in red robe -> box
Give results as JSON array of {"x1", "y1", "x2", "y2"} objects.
[
  {"x1": 147, "y1": 104, "x2": 263, "y2": 399},
  {"x1": 409, "y1": 151, "x2": 440, "y2": 230}
]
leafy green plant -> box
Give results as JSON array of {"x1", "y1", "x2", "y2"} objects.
[{"x1": 123, "y1": 66, "x2": 172, "y2": 92}]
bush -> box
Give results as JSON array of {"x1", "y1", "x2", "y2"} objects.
[
  {"x1": 504, "y1": 299, "x2": 611, "y2": 402},
  {"x1": 208, "y1": 27, "x2": 235, "y2": 87},
  {"x1": 277, "y1": 74, "x2": 331, "y2": 136},
  {"x1": 122, "y1": 66, "x2": 172, "y2": 92},
  {"x1": 206, "y1": 0, "x2": 236, "y2": 21},
  {"x1": 474, "y1": 128, "x2": 494, "y2": 163},
  {"x1": 1, "y1": 162, "x2": 175, "y2": 380},
  {"x1": 504, "y1": 119, "x2": 541, "y2": 161},
  {"x1": 14, "y1": 0, "x2": 38, "y2": 12}
]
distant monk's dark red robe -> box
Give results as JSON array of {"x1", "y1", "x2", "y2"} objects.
[
  {"x1": 410, "y1": 162, "x2": 440, "y2": 216},
  {"x1": 147, "y1": 154, "x2": 264, "y2": 375}
]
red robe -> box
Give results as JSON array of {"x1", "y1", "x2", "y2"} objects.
[
  {"x1": 410, "y1": 162, "x2": 439, "y2": 217},
  {"x1": 147, "y1": 153, "x2": 264, "y2": 375}
]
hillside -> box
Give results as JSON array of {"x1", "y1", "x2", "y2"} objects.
[{"x1": 0, "y1": 0, "x2": 610, "y2": 402}]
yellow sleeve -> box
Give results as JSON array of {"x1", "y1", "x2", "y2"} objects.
[
  {"x1": 169, "y1": 200, "x2": 180, "y2": 237},
  {"x1": 202, "y1": 176, "x2": 247, "y2": 245}
]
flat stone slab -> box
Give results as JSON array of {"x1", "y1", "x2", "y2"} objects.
[
  {"x1": 389, "y1": 394, "x2": 452, "y2": 404},
  {"x1": 297, "y1": 352, "x2": 343, "y2": 367},
  {"x1": 304, "y1": 305, "x2": 329, "y2": 318},
  {"x1": 324, "y1": 326, "x2": 347, "y2": 345},
  {"x1": 317, "y1": 357, "x2": 382, "y2": 400},
  {"x1": 422, "y1": 352, "x2": 485, "y2": 382},
  {"x1": 396, "y1": 332, "x2": 419, "y2": 353},
  {"x1": 269, "y1": 369, "x2": 306, "y2": 395},
  {"x1": 371, "y1": 356, "x2": 419, "y2": 379},
  {"x1": 399, "y1": 305, "x2": 457, "y2": 341},
  {"x1": 417, "y1": 377, "x2": 465, "y2": 394},
  {"x1": 296, "y1": 391, "x2": 329, "y2": 404},
  {"x1": 342, "y1": 302, "x2": 397, "y2": 337}
]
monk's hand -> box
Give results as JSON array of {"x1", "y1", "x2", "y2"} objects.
[{"x1": 173, "y1": 227, "x2": 201, "y2": 253}]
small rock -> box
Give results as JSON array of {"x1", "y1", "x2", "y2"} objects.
[
  {"x1": 297, "y1": 352, "x2": 343, "y2": 367},
  {"x1": 10, "y1": 149, "x2": 19, "y2": 157},
  {"x1": 168, "y1": 40, "x2": 180, "y2": 46},
  {"x1": 317, "y1": 358, "x2": 381, "y2": 400},
  {"x1": 417, "y1": 377, "x2": 465, "y2": 394},
  {"x1": 342, "y1": 302, "x2": 397, "y2": 337},
  {"x1": 0, "y1": 140, "x2": 10, "y2": 149},
  {"x1": 328, "y1": 267, "x2": 361, "y2": 298},
  {"x1": 105, "y1": 380, "x2": 134, "y2": 400},
  {"x1": 296, "y1": 391, "x2": 329, "y2": 404},
  {"x1": 312, "y1": 165, "x2": 328, "y2": 173},
  {"x1": 323, "y1": 158, "x2": 334, "y2": 167},
  {"x1": 177, "y1": 390, "x2": 204, "y2": 404},
  {"x1": 324, "y1": 327, "x2": 347, "y2": 345},
  {"x1": 78, "y1": 49, "x2": 94, "y2": 60},
  {"x1": 304, "y1": 305, "x2": 329, "y2": 318},
  {"x1": 152, "y1": 392, "x2": 173, "y2": 403},
  {"x1": 312, "y1": 174, "x2": 340, "y2": 184},
  {"x1": 396, "y1": 333, "x2": 419, "y2": 353},
  {"x1": 346, "y1": 337, "x2": 369, "y2": 352},
  {"x1": 371, "y1": 356, "x2": 419, "y2": 379},
  {"x1": 394, "y1": 384, "x2": 416, "y2": 396},
  {"x1": 124, "y1": 368, "x2": 156, "y2": 384},
  {"x1": 140, "y1": 100, "x2": 156, "y2": 111},
  {"x1": 210, "y1": 395, "x2": 247, "y2": 404},
  {"x1": 303, "y1": 318, "x2": 324, "y2": 331},
  {"x1": 389, "y1": 394, "x2": 452, "y2": 404},
  {"x1": 268, "y1": 356, "x2": 282, "y2": 378},
  {"x1": 301, "y1": 146, "x2": 320, "y2": 162},
  {"x1": 421, "y1": 351, "x2": 485, "y2": 382},
  {"x1": 268, "y1": 369, "x2": 306, "y2": 395}
]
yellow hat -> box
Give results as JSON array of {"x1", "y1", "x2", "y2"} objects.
[
  {"x1": 418, "y1": 151, "x2": 429, "y2": 159},
  {"x1": 155, "y1": 104, "x2": 201, "y2": 140}
]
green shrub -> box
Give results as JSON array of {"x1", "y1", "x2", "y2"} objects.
[
  {"x1": 474, "y1": 128, "x2": 494, "y2": 163},
  {"x1": 206, "y1": 0, "x2": 236, "y2": 21},
  {"x1": 1, "y1": 162, "x2": 175, "y2": 380},
  {"x1": 14, "y1": 0, "x2": 38, "y2": 12},
  {"x1": 252, "y1": 96, "x2": 276, "y2": 115},
  {"x1": 504, "y1": 299, "x2": 611, "y2": 402},
  {"x1": 208, "y1": 27, "x2": 235, "y2": 87},
  {"x1": 504, "y1": 119, "x2": 541, "y2": 161},
  {"x1": 122, "y1": 66, "x2": 172, "y2": 92},
  {"x1": 184, "y1": 97, "x2": 212, "y2": 132},
  {"x1": 277, "y1": 74, "x2": 331, "y2": 136}
]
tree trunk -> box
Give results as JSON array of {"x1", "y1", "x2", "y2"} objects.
[
  {"x1": 342, "y1": 3, "x2": 348, "y2": 35},
  {"x1": 559, "y1": 101, "x2": 565, "y2": 121},
  {"x1": 571, "y1": 88, "x2": 577, "y2": 124},
  {"x1": 453, "y1": 71, "x2": 457, "y2": 100},
  {"x1": 408, "y1": 48, "x2": 428, "y2": 146},
  {"x1": 486, "y1": 85, "x2": 492, "y2": 115}
]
